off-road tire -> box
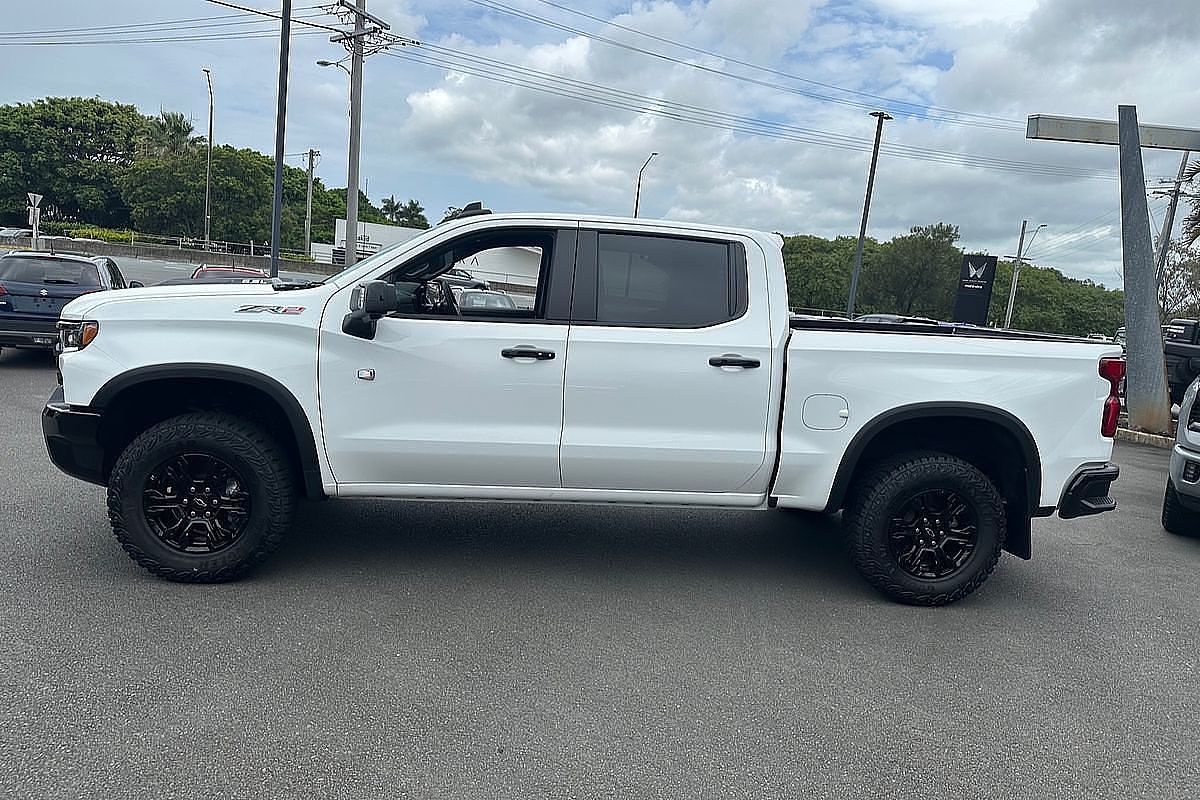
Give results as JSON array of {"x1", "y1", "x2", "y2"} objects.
[
  {"x1": 1161, "y1": 479, "x2": 1200, "y2": 537},
  {"x1": 108, "y1": 412, "x2": 296, "y2": 582},
  {"x1": 845, "y1": 451, "x2": 1006, "y2": 606}
]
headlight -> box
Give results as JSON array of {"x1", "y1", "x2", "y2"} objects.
[{"x1": 58, "y1": 320, "x2": 99, "y2": 351}]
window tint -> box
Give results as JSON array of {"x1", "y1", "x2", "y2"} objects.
[
  {"x1": 596, "y1": 234, "x2": 734, "y2": 327},
  {"x1": 106, "y1": 261, "x2": 125, "y2": 289},
  {"x1": 388, "y1": 229, "x2": 555, "y2": 320},
  {"x1": 0, "y1": 257, "x2": 102, "y2": 287}
]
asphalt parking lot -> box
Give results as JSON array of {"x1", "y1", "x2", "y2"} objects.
[{"x1": 1, "y1": 267, "x2": 1198, "y2": 798}]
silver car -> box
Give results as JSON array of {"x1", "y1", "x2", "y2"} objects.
[{"x1": 1164, "y1": 377, "x2": 1200, "y2": 535}]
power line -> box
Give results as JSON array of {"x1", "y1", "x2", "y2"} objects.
[
  {"x1": 526, "y1": 0, "x2": 1023, "y2": 128},
  {"x1": 464, "y1": 0, "x2": 1022, "y2": 132},
  {"x1": 384, "y1": 47, "x2": 1117, "y2": 181}
]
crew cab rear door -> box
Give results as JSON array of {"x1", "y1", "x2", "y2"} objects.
[
  {"x1": 318, "y1": 226, "x2": 576, "y2": 489},
  {"x1": 560, "y1": 228, "x2": 774, "y2": 494}
]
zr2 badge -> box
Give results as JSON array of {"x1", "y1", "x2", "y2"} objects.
[{"x1": 235, "y1": 304, "x2": 305, "y2": 315}]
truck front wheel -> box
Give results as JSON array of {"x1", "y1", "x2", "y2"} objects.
[
  {"x1": 1161, "y1": 479, "x2": 1200, "y2": 536},
  {"x1": 845, "y1": 452, "x2": 1006, "y2": 606},
  {"x1": 107, "y1": 412, "x2": 297, "y2": 582}
]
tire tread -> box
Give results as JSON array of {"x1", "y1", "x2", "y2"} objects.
[{"x1": 107, "y1": 411, "x2": 296, "y2": 582}]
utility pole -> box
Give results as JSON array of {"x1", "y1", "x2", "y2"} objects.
[
  {"x1": 343, "y1": 0, "x2": 365, "y2": 267},
  {"x1": 269, "y1": 0, "x2": 293, "y2": 277},
  {"x1": 633, "y1": 151, "x2": 657, "y2": 217},
  {"x1": 847, "y1": 111, "x2": 891, "y2": 318},
  {"x1": 1003, "y1": 221, "x2": 1045, "y2": 329},
  {"x1": 325, "y1": 1, "x2": 411, "y2": 266},
  {"x1": 1154, "y1": 150, "x2": 1190, "y2": 286},
  {"x1": 1003, "y1": 221, "x2": 1028, "y2": 329},
  {"x1": 304, "y1": 148, "x2": 319, "y2": 258},
  {"x1": 202, "y1": 68, "x2": 214, "y2": 251}
]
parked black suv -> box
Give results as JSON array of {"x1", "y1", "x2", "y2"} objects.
[
  {"x1": 0, "y1": 252, "x2": 139, "y2": 354},
  {"x1": 1164, "y1": 318, "x2": 1200, "y2": 404}
]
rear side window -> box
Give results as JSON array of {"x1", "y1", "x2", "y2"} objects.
[
  {"x1": 0, "y1": 257, "x2": 102, "y2": 287},
  {"x1": 594, "y1": 233, "x2": 741, "y2": 327}
]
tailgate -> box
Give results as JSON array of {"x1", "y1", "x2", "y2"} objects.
[{"x1": 0, "y1": 279, "x2": 84, "y2": 315}]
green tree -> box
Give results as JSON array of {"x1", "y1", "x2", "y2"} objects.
[
  {"x1": 380, "y1": 194, "x2": 400, "y2": 222},
  {"x1": 782, "y1": 234, "x2": 879, "y2": 313},
  {"x1": 395, "y1": 198, "x2": 429, "y2": 229},
  {"x1": 0, "y1": 96, "x2": 147, "y2": 227},
  {"x1": 860, "y1": 222, "x2": 962, "y2": 318},
  {"x1": 141, "y1": 110, "x2": 202, "y2": 157},
  {"x1": 1158, "y1": 242, "x2": 1200, "y2": 320}
]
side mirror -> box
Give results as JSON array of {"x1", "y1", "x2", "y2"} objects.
[
  {"x1": 361, "y1": 280, "x2": 398, "y2": 315},
  {"x1": 343, "y1": 280, "x2": 397, "y2": 340},
  {"x1": 128, "y1": 280, "x2": 144, "y2": 289}
]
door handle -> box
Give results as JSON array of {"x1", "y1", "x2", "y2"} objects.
[
  {"x1": 501, "y1": 346, "x2": 555, "y2": 360},
  {"x1": 709, "y1": 354, "x2": 760, "y2": 369}
]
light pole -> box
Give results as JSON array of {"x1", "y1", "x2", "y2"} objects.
[
  {"x1": 633, "y1": 151, "x2": 657, "y2": 217},
  {"x1": 318, "y1": 57, "x2": 361, "y2": 264},
  {"x1": 202, "y1": 67, "x2": 213, "y2": 251},
  {"x1": 1003, "y1": 221, "x2": 1046, "y2": 328},
  {"x1": 316, "y1": 58, "x2": 351, "y2": 77},
  {"x1": 846, "y1": 111, "x2": 892, "y2": 318}
]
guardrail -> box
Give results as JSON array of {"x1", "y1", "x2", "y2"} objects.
[{"x1": 1, "y1": 234, "x2": 333, "y2": 275}]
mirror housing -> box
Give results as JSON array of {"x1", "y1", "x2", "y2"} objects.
[
  {"x1": 127, "y1": 280, "x2": 144, "y2": 288},
  {"x1": 342, "y1": 280, "x2": 398, "y2": 340}
]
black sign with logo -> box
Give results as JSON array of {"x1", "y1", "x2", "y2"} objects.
[{"x1": 952, "y1": 254, "x2": 998, "y2": 326}]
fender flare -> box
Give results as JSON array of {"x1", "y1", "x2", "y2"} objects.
[
  {"x1": 91, "y1": 363, "x2": 325, "y2": 499},
  {"x1": 823, "y1": 401, "x2": 1042, "y2": 516}
]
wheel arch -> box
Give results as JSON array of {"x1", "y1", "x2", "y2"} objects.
[
  {"x1": 90, "y1": 364, "x2": 325, "y2": 499},
  {"x1": 825, "y1": 402, "x2": 1042, "y2": 559}
]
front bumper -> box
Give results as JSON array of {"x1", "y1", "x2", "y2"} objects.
[
  {"x1": 0, "y1": 314, "x2": 59, "y2": 348},
  {"x1": 1058, "y1": 463, "x2": 1119, "y2": 519},
  {"x1": 42, "y1": 385, "x2": 106, "y2": 486},
  {"x1": 1169, "y1": 444, "x2": 1200, "y2": 512}
]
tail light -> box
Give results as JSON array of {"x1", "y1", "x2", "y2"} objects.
[
  {"x1": 1099, "y1": 357, "x2": 1125, "y2": 437},
  {"x1": 0, "y1": 283, "x2": 7, "y2": 296}
]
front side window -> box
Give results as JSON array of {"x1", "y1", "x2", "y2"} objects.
[
  {"x1": 386, "y1": 229, "x2": 555, "y2": 320},
  {"x1": 595, "y1": 233, "x2": 737, "y2": 327}
]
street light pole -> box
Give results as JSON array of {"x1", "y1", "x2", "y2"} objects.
[
  {"x1": 633, "y1": 151, "x2": 657, "y2": 217},
  {"x1": 202, "y1": 67, "x2": 213, "y2": 251},
  {"x1": 846, "y1": 111, "x2": 891, "y2": 318},
  {"x1": 1003, "y1": 221, "x2": 1045, "y2": 328}
]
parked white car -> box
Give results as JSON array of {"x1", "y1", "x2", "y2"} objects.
[{"x1": 43, "y1": 211, "x2": 1123, "y2": 604}]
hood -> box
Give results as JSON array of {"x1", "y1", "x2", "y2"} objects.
[{"x1": 60, "y1": 282, "x2": 313, "y2": 319}]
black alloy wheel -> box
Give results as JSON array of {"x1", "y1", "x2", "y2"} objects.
[
  {"x1": 887, "y1": 488, "x2": 978, "y2": 580},
  {"x1": 142, "y1": 453, "x2": 252, "y2": 554}
]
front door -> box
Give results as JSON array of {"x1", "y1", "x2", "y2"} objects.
[{"x1": 319, "y1": 226, "x2": 575, "y2": 489}]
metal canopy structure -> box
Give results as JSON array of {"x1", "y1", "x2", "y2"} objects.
[
  {"x1": 1027, "y1": 106, "x2": 1200, "y2": 434},
  {"x1": 1027, "y1": 114, "x2": 1200, "y2": 152}
]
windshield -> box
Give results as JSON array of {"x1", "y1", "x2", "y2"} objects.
[
  {"x1": 460, "y1": 291, "x2": 516, "y2": 309},
  {"x1": 0, "y1": 256, "x2": 101, "y2": 286},
  {"x1": 318, "y1": 240, "x2": 421, "y2": 285}
]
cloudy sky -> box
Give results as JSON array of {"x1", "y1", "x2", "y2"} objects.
[{"x1": 6, "y1": 0, "x2": 1199, "y2": 287}]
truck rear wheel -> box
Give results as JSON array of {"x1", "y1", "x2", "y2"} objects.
[
  {"x1": 107, "y1": 412, "x2": 297, "y2": 582},
  {"x1": 1161, "y1": 480, "x2": 1200, "y2": 536},
  {"x1": 845, "y1": 452, "x2": 1006, "y2": 606}
]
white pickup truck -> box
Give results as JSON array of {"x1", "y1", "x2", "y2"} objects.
[{"x1": 42, "y1": 210, "x2": 1124, "y2": 605}]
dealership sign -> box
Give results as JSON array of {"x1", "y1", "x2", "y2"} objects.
[{"x1": 952, "y1": 254, "x2": 998, "y2": 326}]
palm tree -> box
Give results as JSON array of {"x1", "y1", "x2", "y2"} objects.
[
  {"x1": 142, "y1": 110, "x2": 202, "y2": 157},
  {"x1": 379, "y1": 194, "x2": 400, "y2": 223},
  {"x1": 1181, "y1": 160, "x2": 1200, "y2": 247}
]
